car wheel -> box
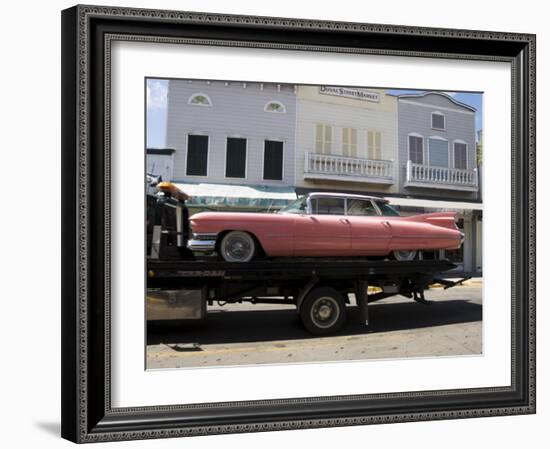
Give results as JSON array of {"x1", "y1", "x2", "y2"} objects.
[
  {"x1": 219, "y1": 231, "x2": 256, "y2": 262},
  {"x1": 392, "y1": 250, "x2": 418, "y2": 261},
  {"x1": 300, "y1": 287, "x2": 346, "y2": 335}
]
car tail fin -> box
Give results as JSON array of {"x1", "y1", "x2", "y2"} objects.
[{"x1": 407, "y1": 212, "x2": 458, "y2": 230}]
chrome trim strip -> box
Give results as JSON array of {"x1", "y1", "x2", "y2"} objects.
[
  {"x1": 191, "y1": 232, "x2": 218, "y2": 240},
  {"x1": 188, "y1": 239, "x2": 217, "y2": 252},
  {"x1": 391, "y1": 234, "x2": 462, "y2": 240}
]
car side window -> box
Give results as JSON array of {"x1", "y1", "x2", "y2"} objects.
[
  {"x1": 375, "y1": 201, "x2": 401, "y2": 217},
  {"x1": 346, "y1": 199, "x2": 378, "y2": 216},
  {"x1": 311, "y1": 197, "x2": 345, "y2": 215}
]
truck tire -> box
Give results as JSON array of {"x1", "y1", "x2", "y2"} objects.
[{"x1": 300, "y1": 287, "x2": 346, "y2": 335}]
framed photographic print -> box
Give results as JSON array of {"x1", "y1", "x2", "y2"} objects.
[{"x1": 61, "y1": 4, "x2": 536, "y2": 443}]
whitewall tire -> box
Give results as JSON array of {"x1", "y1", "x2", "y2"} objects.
[
  {"x1": 219, "y1": 231, "x2": 256, "y2": 262},
  {"x1": 392, "y1": 250, "x2": 418, "y2": 261}
]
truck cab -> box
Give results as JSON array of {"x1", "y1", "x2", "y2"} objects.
[{"x1": 146, "y1": 182, "x2": 194, "y2": 261}]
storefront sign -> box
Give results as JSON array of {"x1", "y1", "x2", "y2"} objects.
[{"x1": 319, "y1": 86, "x2": 380, "y2": 102}]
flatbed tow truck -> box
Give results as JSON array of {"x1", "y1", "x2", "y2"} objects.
[{"x1": 146, "y1": 183, "x2": 467, "y2": 335}]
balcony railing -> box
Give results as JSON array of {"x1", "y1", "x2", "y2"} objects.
[
  {"x1": 304, "y1": 152, "x2": 393, "y2": 184},
  {"x1": 405, "y1": 160, "x2": 478, "y2": 191}
]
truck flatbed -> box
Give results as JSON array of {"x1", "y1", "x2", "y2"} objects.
[
  {"x1": 147, "y1": 258, "x2": 456, "y2": 286},
  {"x1": 146, "y1": 258, "x2": 462, "y2": 335}
]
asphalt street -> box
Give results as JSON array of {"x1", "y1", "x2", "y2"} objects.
[{"x1": 146, "y1": 283, "x2": 482, "y2": 369}]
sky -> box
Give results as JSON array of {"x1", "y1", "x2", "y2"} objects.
[
  {"x1": 146, "y1": 79, "x2": 169, "y2": 149},
  {"x1": 146, "y1": 79, "x2": 483, "y2": 148}
]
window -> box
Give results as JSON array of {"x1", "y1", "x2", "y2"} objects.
[
  {"x1": 454, "y1": 142, "x2": 467, "y2": 170},
  {"x1": 278, "y1": 197, "x2": 307, "y2": 214},
  {"x1": 375, "y1": 201, "x2": 400, "y2": 217},
  {"x1": 315, "y1": 124, "x2": 332, "y2": 154},
  {"x1": 431, "y1": 112, "x2": 445, "y2": 130},
  {"x1": 263, "y1": 140, "x2": 284, "y2": 181},
  {"x1": 225, "y1": 138, "x2": 247, "y2": 178},
  {"x1": 188, "y1": 93, "x2": 212, "y2": 106},
  {"x1": 186, "y1": 135, "x2": 208, "y2": 176},
  {"x1": 367, "y1": 131, "x2": 382, "y2": 160},
  {"x1": 409, "y1": 135, "x2": 423, "y2": 164},
  {"x1": 342, "y1": 127, "x2": 358, "y2": 157},
  {"x1": 311, "y1": 197, "x2": 345, "y2": 215},
  {"x1": 428, "y1": 138, "x2": 449, "y2": 167},
  {"x1": 347, "y1": 199, "x2": 378, "y2": 216},
  {"x1": 264, "y1": 101, "x2": 286, "y2": 113}
]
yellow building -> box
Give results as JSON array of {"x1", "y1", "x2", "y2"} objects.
[{"x1": 294, "y1": 85, "x2": 398, "y2": 194}]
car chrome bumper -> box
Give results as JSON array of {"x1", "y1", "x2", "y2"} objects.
[{"x1": 187, "y1": 233, "x2": 217, "y2": 252}]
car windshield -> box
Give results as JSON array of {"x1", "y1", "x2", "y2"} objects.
[
  {"x1": 278, "y1": 197, "x2": 307, "y2": 214},
  {"x1": 375, "y1": 201, "x2": 400, "y2": 216}
]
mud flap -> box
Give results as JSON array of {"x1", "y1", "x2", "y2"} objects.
[
  {"x1": 296, "y1": 274, "x2": 319, "y2": 314},
  {"x1": 355, "y1": 279, "x2": 369, "y2": 326}
]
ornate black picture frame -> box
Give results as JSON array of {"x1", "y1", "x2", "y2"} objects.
[{"x1": 61, "y1": 4, "x2": 536, "y2": 443}]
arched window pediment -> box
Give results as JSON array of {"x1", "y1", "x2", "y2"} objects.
[
  {"x1": 264, "y1": 101, "x2": 286, "y2": 113},
  {"x1": 188, "y1": 93, "x2": 212, "y2": 106}
]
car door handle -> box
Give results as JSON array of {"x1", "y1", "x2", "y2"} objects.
[
  {"x1": 340, "y1": 218, "x2": 350, "y2": 224},
  {"x1": 382, "y1": 221, "x2": 392, "y2": 228}
]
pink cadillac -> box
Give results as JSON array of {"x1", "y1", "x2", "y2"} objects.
[{"x1": 188, "y1": 192, "x2": 464, "y2": 262}]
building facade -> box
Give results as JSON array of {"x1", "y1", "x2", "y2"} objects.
[
  {"x1": 396, "y1": 92, "x2": 479, "y2": 200},
  {"x1": 395, "y1": 92, "x2": 481, "y2": 275},
  {"x1": 158, "y1": 82, "x2": 482, "y2": 275},
  {"x1": 294, "y1": 86, "x2": 398, "y2": 193},
  {"x1": 165, "y1": 79, "x2": 297, "y2": 187}
]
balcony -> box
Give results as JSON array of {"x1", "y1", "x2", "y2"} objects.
[
  {"x1": 405, "y1": 160, "x2": 478, "y2": 191},
  {"x1": 304, "y1": 152, "x2": 394, "y2": 184}
]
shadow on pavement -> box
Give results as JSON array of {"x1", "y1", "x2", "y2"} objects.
[{"x1": 147, "y1": 299, "x2": 481, "y2": 346}]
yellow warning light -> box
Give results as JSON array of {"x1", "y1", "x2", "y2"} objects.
[{"x1": 156, "y1": 182, "x2": 189, "y2": 201}]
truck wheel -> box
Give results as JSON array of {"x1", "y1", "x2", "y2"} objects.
[
  {"x1": 300, "y1": 287, "x2": 346, "y2": 335},
  {"x1": 219, "y1": 231, "x2": 256, "y2": 262}
]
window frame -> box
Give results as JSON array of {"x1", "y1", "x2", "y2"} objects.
[
  {"x1": 185, "y1": 133, "x2": 209, "y2": 177},
  {"x1": 431, "y1": 111, "x2": 446, "y2": 130},
  {"x1": 453, "y1": 140, "x2": 468, "y2": 170},
  {"x1": 314, "y1": 123, "x2": 333, "y2": 154},
  {"x1": 428, "y1": 135, "x2": 450, "y2": 167},
  {"x1": 408, "y1": 133, "x2": 424, "y2": 165},
  {"x1": 367, "y1": 130, "x2": 382, "y2": 160},
  {"x1": 342, "y1": 127, "x2": 358, "y2": 158},
  {"x1": 262, "y1": 139, "x2": 285, "y2": 181},
  {"x1": 263, "y1": 100, "x2": 287, "y2": 113},
  {"x1": 224, "y1": 136, "x2": 248, "y2": 179}
]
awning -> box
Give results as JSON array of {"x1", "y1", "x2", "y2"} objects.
[
  {"x1": 174, "y1": 182, "x2": 297, "y2": 209},
  {"x1": 386, "y1": 196, "x2": 482, "y2": 211}
]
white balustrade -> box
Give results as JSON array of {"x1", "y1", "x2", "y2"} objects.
[
  {"x1": 406, "y1": 160, "x2": 478, "y2": 188},
  {"x1": 304, "y1": 152, "x2": 393, "y2": 181}
]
